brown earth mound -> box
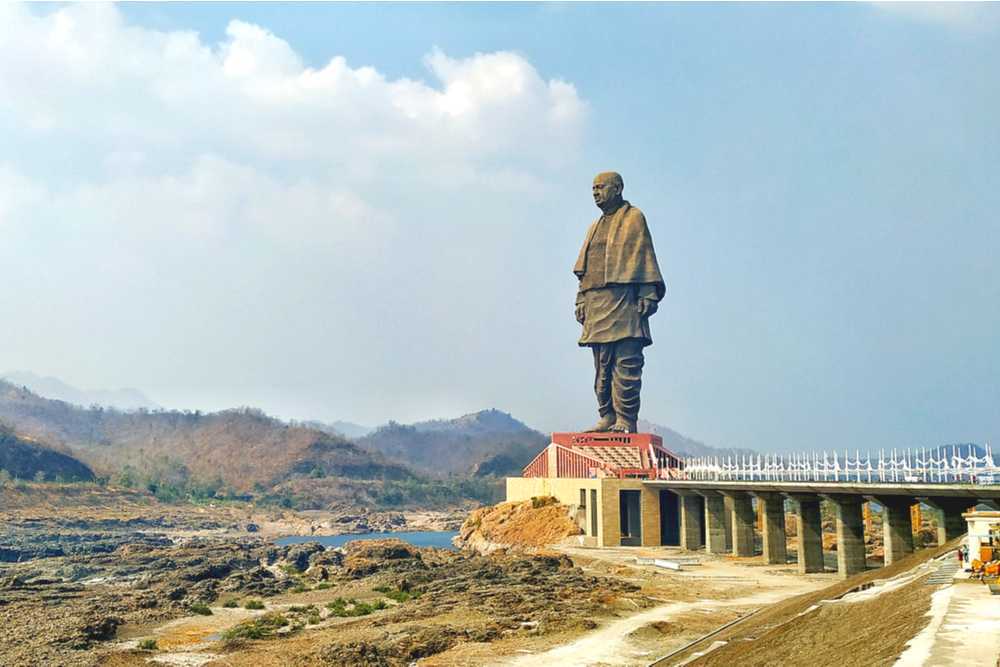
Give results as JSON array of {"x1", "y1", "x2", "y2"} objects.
[{"x1": 454, "y1": 496, "x2": 583, "y2": 554}]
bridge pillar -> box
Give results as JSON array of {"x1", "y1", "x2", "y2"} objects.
[
  {"x1": 754, "y1": 492, "x2": 787, "y2": 564},
  {"x1": 724, "y1": 492, "x2": 756, "y2": 556},
  {"x1": 787, "y1": 493, "x2": 824, "y2": 573},
  {"x1": 677, "y1": 491, "x2": 705, "y2": 550},
  {"x1": 723, "y1": 495, "x2": 733, "y2": 552},
  {"x1": 872, "y1": 496, "x2": 914, "y2": 564},
  {"x1": 923, "y1": 497, "x2": 970, "y2": 545},
  {"x1": 824, "y1": 494, "x2": 867, "y2": 578},
  {"x1": 698, "y1": 491, "x2": 728, "y2": 554}
]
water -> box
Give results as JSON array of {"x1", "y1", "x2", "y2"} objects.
[{"x1": 274, "y1": 530, "x2": 459, "y2": 550}]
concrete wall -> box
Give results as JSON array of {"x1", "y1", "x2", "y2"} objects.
[{"x1": 506, "y1": 477, "x2": 659, "y2": 548}]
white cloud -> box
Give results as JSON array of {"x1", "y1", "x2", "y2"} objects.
[
  {"x1": 0, "y1": 4, "x2": 585, "y2": 185},
  {"x1": 0, "y1": 2, "x2": 588, "y2": 420}
]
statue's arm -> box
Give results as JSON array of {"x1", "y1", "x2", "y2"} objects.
[
  {"x1": 637, "y1": 283, "x2": 659, "y2": 317},
  {"x1": 575, "y1": 286, "x2": 585, "y2": 324}
]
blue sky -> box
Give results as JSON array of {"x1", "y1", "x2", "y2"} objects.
[{"x1": 1, "y1": 3, "x2": 998, "y2": 453}]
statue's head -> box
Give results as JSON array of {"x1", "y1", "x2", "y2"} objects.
[{"x1": 592, "y1": 171, "x2": 624, "y2": 209}]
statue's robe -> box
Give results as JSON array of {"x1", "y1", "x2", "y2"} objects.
[{"x1": 574, "y1": 201, "x2": 665, "y2": 347}]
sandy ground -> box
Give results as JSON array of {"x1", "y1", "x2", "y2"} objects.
[
  {"x1": 896, "y1": 574, "x2": 1000, "y2": 666},
  {"x1": 486, "y1": 545, "x2": 832, "y2": 667}
]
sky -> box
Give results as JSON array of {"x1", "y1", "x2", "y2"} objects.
[{"x1": 1, "y1": 2, "x2": 998, "y2": 453}]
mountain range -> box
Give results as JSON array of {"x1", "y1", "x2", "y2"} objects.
[
  {"x1": 0, "y1": 374, "x2": 748, "y2": 507},
  {"x1": 2, "y1": 371, "x2": 159, "y2": 411}
]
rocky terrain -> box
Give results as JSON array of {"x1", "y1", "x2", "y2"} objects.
[
  {"x1": 455, "y1": 497, "x2": 583, "y2": 555},
  {"x1": 0, "y1": 530, "x2": 643, "y2": 667}
]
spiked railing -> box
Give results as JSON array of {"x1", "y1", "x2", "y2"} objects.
[{"x1": 681, "y1": 444, "x2": 998, "y2": 484}]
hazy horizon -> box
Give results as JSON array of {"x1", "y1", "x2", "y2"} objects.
[{"x1": 2, "y1": 3, "x2": 998, "y2": 453}]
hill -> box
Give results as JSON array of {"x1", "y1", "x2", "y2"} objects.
[
  {"x1": 356, "y1": 409, "x2": 548, "y2": 478},
  {"x1": 1, "y1": 370, "x2": 159, "y2": 411},
  {"x1": 0, "y1": 380, "x2": 411, "y2": 496},
  {"x1": 0, "y1": 423, "x2": 94, "y2": 482}
]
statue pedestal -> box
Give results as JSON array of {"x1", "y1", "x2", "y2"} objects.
[{"x1": 552, "y1": 432, "x2": 663, "y2": 449}]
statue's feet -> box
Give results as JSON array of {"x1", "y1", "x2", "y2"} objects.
[
  {"x1": 608, "y1": 419, "x2": 636, "y2": 434},
  {"x1": 584, "y1": 414, "x2": 616, "y2": 432}
]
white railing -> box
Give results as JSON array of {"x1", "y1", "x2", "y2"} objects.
[{"x1": 681, "y1": 444, "x2": 998, "y2": 485}]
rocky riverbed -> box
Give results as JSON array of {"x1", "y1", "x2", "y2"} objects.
[
  {"x1": 0, "y1": 488, "x2": 642, "y2": 666},
  {"x1": 0, "y1": 531, "x2": 644, "y2": 666}
]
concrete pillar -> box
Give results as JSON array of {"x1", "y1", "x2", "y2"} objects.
[
  {"x1": 923, "y1": 497, "x2": 970, "y2": 545},
  {"x1": 873, "y1": 496, "x2": 914, "y2": 565},
  {"x1": 825, "y1": 495, "x2": 866, "y2": 578},
  {"x1": 788, "y1": 494, "x2": 824, "y2": 574},
  {"x1": 755, "y1": 492, "x2": 787, "y2": 565},
  {"x1": 700, "y1": 491, "x2": 728, "y2": 554},
  {"x1": 723, "y1": 495, "x2": 733, "y2": 552},
  {"x1": 640, "y1": 486, "x2": 662, "y2": 547},
  {"x1": 727, "y1": 492, "x2": 755, "y2": 556},
  {"x1": 679, "y1": 493, "x2": 705, "y2": 550}
]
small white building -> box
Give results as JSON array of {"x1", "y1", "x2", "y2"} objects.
[{"x1": 963, "y1": 510, "x2": 1000, "y2": 569}]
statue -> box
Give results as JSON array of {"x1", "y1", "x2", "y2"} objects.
[{"x1": 574, "y1": 172, "x2": 665, "y2": 433}]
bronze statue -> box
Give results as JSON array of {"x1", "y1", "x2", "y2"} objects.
[{"x1": 574, "y1": 172, "x2": 665, "y2": 433}]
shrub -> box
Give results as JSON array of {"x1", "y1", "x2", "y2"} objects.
[
  {"x1": 244, "y1": 599, "x2": 265, "y2": 610},
  {"x1": 222, "y1": 612, "x2": 289, "y2": 642},
  {"x1": 222, "y1": 599, "x2": 238, "y2": 608},
  {"x1": 189, "y1": 602, "x2": 213, "y2": 616},
  {"x1": 137, "y1": 638, "x2": 157, "y2": 651},
  {"x1": 373, "y1": 585, "x2": 422, "y2": 603},
  {"x1": 531, "y1": 495, "x2": 557, "y2": 509},
  {"x1": 325, "y1": 597, "x2": 385, "y2": 617}
]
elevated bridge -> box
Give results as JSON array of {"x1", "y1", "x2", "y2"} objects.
[{"x1": 510, "y1": 436, "x2": 997, "y2": 578}]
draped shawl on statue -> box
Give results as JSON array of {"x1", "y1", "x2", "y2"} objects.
[{"x1": 573, "y1": 201, "x2": 666, "y2": 300}]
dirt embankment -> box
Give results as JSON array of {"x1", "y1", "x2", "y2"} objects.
[
  {"x1": 454, "y1": 497, "x2": 582, "y2": 555},
  {"x1": 666, "y1": 539, "x2": 963, "y2": 667}
]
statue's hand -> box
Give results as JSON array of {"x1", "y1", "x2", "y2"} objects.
[
  {"x1": 575, "y1": 303, "x2": 585, "y2": 324},
  {"x1": 638, "y1": 298, "x2": 658, "y2": 317}
]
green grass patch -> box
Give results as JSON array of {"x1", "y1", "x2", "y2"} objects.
[
  {"x1": 222, "y1": 599, "x2": 238, "y2": 608},
  {"x1": 137, "y1": 638, "x2": 157, "y2": 651},
  {"x1": 315, "y1": 582, "x2": 332, "y2": 590},
  {"x1": 243, "y1": 599, "x2": 265, "y2": 610},
  {"x1": 324, "y1": 597, "x2": 387, "y2": 617},
  {"x1": 373, "y1": 585, "x2": 422, "y2": 603},
  {"x1": 221, "y1": 612, "x2": 289, "y2": 642},
  {"x1": 290, "y1": 584, "x2": 308, "y2": 594}
]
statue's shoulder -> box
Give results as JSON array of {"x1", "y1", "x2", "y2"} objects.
[{"x1": 623, "y1": 203, "x2": 647, "y2": 224}]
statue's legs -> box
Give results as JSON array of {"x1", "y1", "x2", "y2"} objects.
[
  {"x1": 610, "y1": 339, "x2": 644, "y2": 432},
  {"x1": 591, "y1": 344, "x2": 616, "y2": 430},
  {"x1": 591, "y1": 339, "x2": 644, "y2": 432}
]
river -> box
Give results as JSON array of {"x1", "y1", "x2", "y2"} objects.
[{"x1": 275, "y1": 530, "x2": 459, "y2": 549}]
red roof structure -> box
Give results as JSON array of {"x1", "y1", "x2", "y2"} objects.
[{"x1": 522, "y1": 432, "x2": 685, "y2": 480}]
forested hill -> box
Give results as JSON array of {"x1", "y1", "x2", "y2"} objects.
[
  {"x1": 0, "y1": 424, "x2": 94, "y2": 482},
  {"x1": 0, "y1": 380, "x2": 411, "y2": 495}
]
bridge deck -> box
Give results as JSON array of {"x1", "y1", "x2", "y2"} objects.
[{"x1": 644, "y1": 479, "x2": 1000, "y2": 500}]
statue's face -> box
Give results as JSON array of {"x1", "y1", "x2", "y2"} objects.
[{"x1": 592, "y1": 177, "x2": 620, "y2": 208}]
